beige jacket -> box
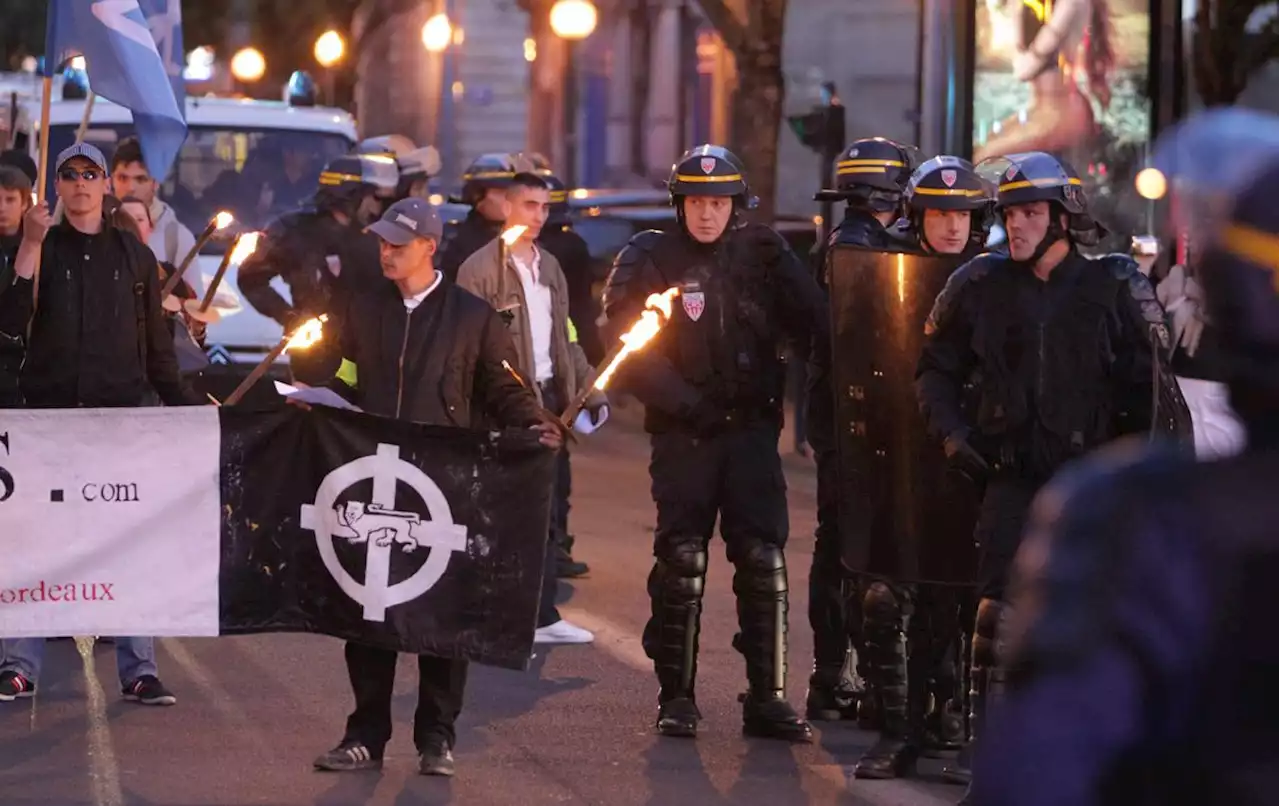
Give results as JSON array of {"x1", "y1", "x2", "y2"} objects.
[{"x1": 456, "y1": 237, "x2": 606, "y2": 412}]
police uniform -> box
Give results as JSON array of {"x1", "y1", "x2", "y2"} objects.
[
  {"x1": 914, "y1": 151, "x2": 1192, "y2": 797},
  {"x1": 601, "y1": 145, "x2": 828, "y2": 741},
  {"x1": 971, "y1": 115, "x2": 1278, "y2": 806},
  {"x1": 437, "y1": 153, "x2": 527, "y2": 283},
  {"x1": 805, "y1": 137, "x2": 918, "y2": 723},
  {"x1": 845, "y1": 156, "x2": 995, "y2": 780},
  {"x1": 238, "y1": 154, "x2": 396, "y2": 385},
  {"x1": 536, "y1": 170, "x2": 605, "y2": 366}
]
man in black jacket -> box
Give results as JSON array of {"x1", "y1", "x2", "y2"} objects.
[
  {"x1": 310, "y1": 197, "x2": 563, "y2": 777},
  {"x1": 436, "y1": 153, "x2": 529, "y2": 282},
  {"x1": 0, "y1": 143, "x2": 199, "y2": 708},
  {"x1": 0, "y1": 164, "x2": 30, "y2": 406}
]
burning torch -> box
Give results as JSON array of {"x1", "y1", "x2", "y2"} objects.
[
  {"x1": 498, "y1": 224, "x2": 528, "y2": 271},
  {"x1": 221, "y1": 315, "x2": 328, "y2": 406},
  {"x1": 161, "y1": 211, "x2": 235, "y2": 305},
  {"x1": 558, "y1": 287, "x2": 681, "y2": 429},
  {"x1": 183, "y1": 231, "x2": 262, "y2": 324}
]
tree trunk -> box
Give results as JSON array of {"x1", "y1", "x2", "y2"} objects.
[{"x1": 730, "y1": 48, "x2": 785, "y2": 224}]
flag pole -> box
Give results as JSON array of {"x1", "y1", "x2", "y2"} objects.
[{"x1": 30, "y1": 74, "x2": 53, "y2": 322}]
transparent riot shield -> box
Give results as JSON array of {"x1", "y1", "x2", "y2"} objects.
[{"x1": 828, "y1": 245, "x2": 980, "y2": 586}]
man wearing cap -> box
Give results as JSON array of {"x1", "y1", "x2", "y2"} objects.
[
  {"x1": 0, "y1": 143, "x2": 201, "y2": 708},
  {"x1": 310, "y1": 196, "x2": 564, "y2": 777}
]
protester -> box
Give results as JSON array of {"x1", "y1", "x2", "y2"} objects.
[
  {"x1": 110, "y1": 137, "x2": 197, "y2": 271},
  {"x1": 0, "y1": 143, "x2": 202, "y2": 706},
  {"x1": 308, "y1": 196, "x2": 563, "y2": 776},
  {"x1": 0, "y1": 163, "x2": 30, "y2": 406},
  {"x1": 456, "y1": 171, "x2": 602, "y2": 646}
]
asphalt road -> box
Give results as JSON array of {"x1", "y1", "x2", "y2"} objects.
[{"x1": 0, "y1": 406, "x2": 963, "y2": 806}]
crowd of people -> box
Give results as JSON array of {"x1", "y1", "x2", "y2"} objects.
[{"x1": 0, "y1": 107, "x2": 1273, "y2": 804}]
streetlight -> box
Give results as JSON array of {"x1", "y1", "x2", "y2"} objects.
[
  {"x1": 549, "y1": 0, "x2": 598, "y2": 39},
  {"x1": 422, "y1": 13, "x2": 453, "y2": 53},
  {"x1": 549, "y1": 0, "x2": 597, "y2": 187},
  {"x1": 314, "y1": 30, "x2": 345, "y2": 106},
  {"x1": 230, "y1": 46, "x2": 266, "y2": 87}
]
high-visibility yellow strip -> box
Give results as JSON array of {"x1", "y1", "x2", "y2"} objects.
[
  {"x1": 914, "y1": 187, "x2": 987, "y2": 197},
  {"x1": 998, "y1": 177, "x2": 1084, "y2": 192},
  {"x1": 463, "y1": 170, "x2": 515, "y2": 180},
  {"x1": 549, "y1": 191, "x2": 568, "y2": 203},
  {"x1": 567, "y1": 317, "x2": 579, "y2": 344},
  {"x1": 837, "y1": 159, "x2": 906, "y2": 168},
  {"x1": 319, "y1": 172, "x2": 362, "y2": 185},
  {"x1": 675, "y1": 173, "x2": 743, "y2": 183},
  {"x1": 837, "y1": 166, "x2": 892, "y2": 175},
  {"x1": 1219, "y1": 222, "x2": 1280, "y2": 279},
  {"x1": 1023, "y1": 0, "x2": 1048, "y2": 22},
  {"x1": 336, "y1": 358, "x2": 358, "y2": 389}
]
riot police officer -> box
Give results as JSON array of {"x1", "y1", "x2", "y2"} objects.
[
  {"x1": 601, "y1": 145, "x2": 828, "y2": 741},
  {"x1": 914, "y1": 151, "x2": 1191, "y2": 794},
  {"x1": 437, "y1": 153, "x2": 532, "y2": 282},
  {"x1": 355, "y1": 134, "x2": 441, "y2": 202},
  {"x1": 895, "y1": 156, "x2": 992, "y2": 259},
  {"x1": 971, "y1": 113, "x2": 1278, "y2": 806},
  {"x1": 805, "y1": 136, "x2": 918, "y2": 723},
  {"x1": 238, "y1": 153, "x2": 396, "y2": 385}
]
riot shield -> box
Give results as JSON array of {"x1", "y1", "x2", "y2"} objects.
[{"x1": 828, "y1": 245, "x2": 980, "y2": 586}]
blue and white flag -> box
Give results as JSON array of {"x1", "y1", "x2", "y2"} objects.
[
  {"x1": 43, "y1": 0, "x2": 188, "y2": 180},
  {"x1": 137, "y1": 0, "x2": 186, "y2": 122}
]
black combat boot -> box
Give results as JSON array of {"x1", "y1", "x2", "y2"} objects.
[
  {"x1": 643, "y1": 553, "x2": 707, "y2": 738},
  {"x1": 805, "y1": 664, "x2": 860, "y2": 721},
  {"x1": 854, "y1": 582, "x2": 920, "y2": 779},
  {"x1": 741, "y1": 690, "x2": 814, "y2": 742}
]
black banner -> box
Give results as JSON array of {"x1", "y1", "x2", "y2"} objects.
[
  {"x1": 828, "y1": 245, "x2": 980, "y2": 586},
  {"x1": 217, "y1": 407, "x2": 555, "y2": 671}
]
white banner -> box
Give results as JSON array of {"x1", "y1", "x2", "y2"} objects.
[{"x1": 0, "y1": 408, "x2": 222, "y2": 638}]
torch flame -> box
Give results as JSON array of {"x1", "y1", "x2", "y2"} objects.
[
  {"x1": 285, "y1": 315, "x2": 328, "y2": 352},
  {"x1": 213, "y1": 211, "x2": 235, "y2": 230},
  {"x1": 228, "y1": 231, "x2": 262, "y2": 266},
  {"x1": 500, "y1": 225, "x2": 528, "y2": 246},
  {"x1": 592, "y1": 288, "x2": 681, "y2": 391}
]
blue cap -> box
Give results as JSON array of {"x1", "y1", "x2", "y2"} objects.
[
  {"x1": 56, "y1": 143, "x2": 108, "y2": 173},
  {"x1": 366, "y1": 197, "x2": 444, "y2": 245}
]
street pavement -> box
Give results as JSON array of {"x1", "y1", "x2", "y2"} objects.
[{"x1": 0, "y1": 404, "x2": 964, "y2": 806}]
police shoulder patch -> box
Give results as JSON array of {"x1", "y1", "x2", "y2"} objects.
[{"x1": 923, "y1": 253, "x2": 1001, "y2": 335}]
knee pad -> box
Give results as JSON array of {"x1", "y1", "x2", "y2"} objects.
[
  {"x1": 972, "y1": 597, "x2": 1004, "y2": 669},
  {"x1": 862, "y1": 580, "x2": 904, "y2": 631},
  {"x1": 732, "y1": 542, "x2": 787, "y2": 598},
  {"x1": 652, "y1": 541, "x2": 707, "y2": 599}
]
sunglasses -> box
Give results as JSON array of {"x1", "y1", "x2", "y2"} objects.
[{"x1": 57, "y1": 168, "x2": 103, "y2": 182}]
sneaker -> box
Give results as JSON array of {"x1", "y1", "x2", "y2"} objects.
[
  {"x1": 0, "y1": 670, "x2": 36, "y2": 701},
  {"x1": 121, "y1": 675, "x2": 176, "y2": 706},
  {"x1": 314, "y1": 740, "x2": 383, "y2": 772},
  {"x1": 533, "y1": 619, "x2": 594, "y2": 645},
  {"x1": 418, "y1": 739, "x2": 456, "y2": 776}
]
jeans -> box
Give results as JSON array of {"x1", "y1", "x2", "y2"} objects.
[
  {"x1": 537, "y1": 380, "x2": 572, "y2": 628},
  {"x1": 0, "y1": 637, "x2": 159, "y2": 685}
]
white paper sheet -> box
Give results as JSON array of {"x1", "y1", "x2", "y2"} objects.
[{"x1": 274, "y1": 381, "x2": 363, "y2": 412}]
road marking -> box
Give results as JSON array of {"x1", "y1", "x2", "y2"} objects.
[
  {"x1": 556, "y1": 607, "x2": 650, "y2": 672},
  {"x1": 75, "y1": 637, "x2": 123, "y2": 806},
  {"x1": 160, "y1": 638, "x2": 269, "y2": 751}
]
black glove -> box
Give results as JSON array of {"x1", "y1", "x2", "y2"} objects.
[{"x1": 943, "y1": 428, "x2": 990, "y2": 482}]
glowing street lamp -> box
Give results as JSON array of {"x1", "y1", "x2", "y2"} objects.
[
  {"x1": 230, "y1": 47, "x2": 266, "y2": 83},
  {"x1": 550, "y1": 0, "x2": 598, "y2": 40},
  {"x1": 314, "y1": 30, "x2": 345, "y2": 68},
  {"x1": 422, "y1": 14, "x2": 453, "y2": 53}
]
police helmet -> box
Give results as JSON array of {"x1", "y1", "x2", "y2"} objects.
[
  {"x1": 541, "y1": 172, "x2": 572, "y2": 227},
  {"x1": 905, "y1": 156, "x2": 993, "y2": 250},
  {"x1": 816, "y1": 137, "x2": 919, "y2": 213},
  {"x1": 455, "y1": 153, "x2": 533, "y2": 206},
  {"x1": 981, "y1": 151, "x2": 1106, "y2": 245},
  {"x1": 313, "y1": 153, "x2": 399, "y2": 216},
  {"x1": 1151, "y1": 109, "x2": 1279, "y2": 399},
  {"x1": 356, "y1": 135, "x2": 441, "y2": 197},
  {"x1": 667, "y1": 145, "x2": 749, "y2": 202},
  {"x1": 520, "y1": 152, "x2": 554, "y2": 178}
]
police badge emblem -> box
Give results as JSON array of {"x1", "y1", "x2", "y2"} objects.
[
  {"x1": 682, "y1": 291, "x2": 706, "y2": 321},
  {"x1": 700, "y1": 157, "x2": 716, "y2": 175},
  {"x1": 941, "y1": 169, "x2": 957, "y2": 188},
  {"x1": 1005, "y1": 164, "x2": 1020, "y2": 181}
]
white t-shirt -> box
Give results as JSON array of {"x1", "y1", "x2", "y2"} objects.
[
  {"x1": 403, "y1": 271, "x2": 444, "y2": 311},
  {"x1": 510, "y1": 247, "x2": 554, "y2": 382}
]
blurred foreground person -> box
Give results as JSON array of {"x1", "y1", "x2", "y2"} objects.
[{"x1": 971, "y1": 111, "x2": 1278, "y2": 806}]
